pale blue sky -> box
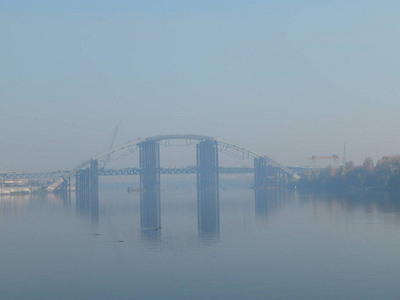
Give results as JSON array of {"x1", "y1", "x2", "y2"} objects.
[{"x1": 1, "y1": 1, "x2": 400, "y2": 171}]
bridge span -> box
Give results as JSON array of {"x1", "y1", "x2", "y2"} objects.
[
  {"x1": 0, "y1": 167, "x2": 254, "y2": 180},
  {"x1": 47, "y1": 134, "x2": 299, "y2": 191}
]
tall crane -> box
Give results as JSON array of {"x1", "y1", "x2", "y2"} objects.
[
  {"x1": 342, "y1": 142, "x2": 346, "y2": 166},
  {"x1": 100, "y1": 118, "x2": 123, "y2": 170}
]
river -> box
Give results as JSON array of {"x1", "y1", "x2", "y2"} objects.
[{"x1": 1, "y1": 177, "x2": 400, "y2": 299}]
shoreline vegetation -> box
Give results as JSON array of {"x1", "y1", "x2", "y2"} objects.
[{"x1": 293, "y1": 155, "x2": 400, "y2": 192}]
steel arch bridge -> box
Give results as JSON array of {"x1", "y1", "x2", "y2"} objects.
[{"x1": 47, "y1": 134, "x2": 299, "y2": 191}]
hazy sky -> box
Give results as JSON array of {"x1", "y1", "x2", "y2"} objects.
[{"x1": 1, "y1": 1, "x2": 400, "y2": 171}]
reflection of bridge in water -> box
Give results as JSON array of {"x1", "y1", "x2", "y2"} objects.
[{"x1": 36, "y1": 135, "x2": 301, "y2": 235}]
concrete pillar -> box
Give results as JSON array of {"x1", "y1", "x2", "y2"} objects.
[
  {"x1": 196, "y1": 140, "x2": 219, "y2": 237},
  {"x1": 254, "y1": 157, "x2": 268, "y2": 189},
  {"x1": 139, "y1": 141, "x2": 161, "y2": 229},
  {"x1": 76, "y1": 160, "x2": 99, "y2": 222}
]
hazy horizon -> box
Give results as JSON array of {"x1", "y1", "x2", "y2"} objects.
[{"x1": 2, "y1": 1, "x2": 400, "y2": 172}]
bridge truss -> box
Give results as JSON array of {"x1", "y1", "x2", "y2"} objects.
[
  {"x1": 0, "y1": 167, "x2": 256, "y2": 181},
  {"x1": 42, "y1": 134, "x2": 299, "y2": 191}
]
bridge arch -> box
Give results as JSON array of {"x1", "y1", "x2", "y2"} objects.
[{"x1": 47, "y1": 134, "x2": 299, "y2": 191}]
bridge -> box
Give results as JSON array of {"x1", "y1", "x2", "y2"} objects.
[
  {"x1": 4, "y1": 134, "x2": 300, "y2": 231},
  {"x1": 47, "y1": 134, "x2": 299, "y2": 190},
  {"x1": 0, "y1": 167, "x2": 254, "y2": 180}
]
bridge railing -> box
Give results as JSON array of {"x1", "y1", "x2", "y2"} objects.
[{"x1": 0, "y1": 167, "x2": 258, "y2": 180}]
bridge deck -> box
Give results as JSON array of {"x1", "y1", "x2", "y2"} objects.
[
  {"x1": 0, "y1": 167, "x2": 255, "y2": 180},
  {"x1": 0, "y1": 166, "x2": 309, "y2": 180}
]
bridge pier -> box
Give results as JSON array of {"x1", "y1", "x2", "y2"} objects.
[
  {"x1": 139, "y1": 141, "x2": 161, "y2": 229},
  {"x1": 196, "y1": 140, "x2": 219, "y2": 235},
  {"x1": 254, "y1": 157, "x2": 282, "y2": 189},
  {"x1": 254, "y1": 157, "x2": 267, "y2": 189},
  {"x1": 76, "y1": 160, "x2": 99, "y2": 218}
]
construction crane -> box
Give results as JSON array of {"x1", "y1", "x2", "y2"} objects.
[
  {"x1": 308, "y1": 151, "x2": 345, "y2": 169},
  {"x1": 309, "y1": 154, "x2": 342, "y2": 169},
  {"x1": 307, "y1": 143, "x2": 347, "y2": 169},
  {"x1": 100, "y1": 118, "x2": 123, "y2": 170},
  {"x1": 342, "y1": 142, "x2": 346, "y2": 166}
]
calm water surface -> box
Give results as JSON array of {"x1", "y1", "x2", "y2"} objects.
[{"x1": 1, "y1": 178, "x2": 400, "y2": 300}]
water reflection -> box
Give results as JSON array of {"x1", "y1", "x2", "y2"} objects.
[
  {"x1": 298, "y1": 191, "x2": 400, "y2": 222},
  {"x1": 0, "y1": 193, "x2": 69, "y2": 216},
  {"x1": 76, "y1": 192, "x2": 99, "y2": 223},
  {"x1": 198, "y1": 194, "x2": 220, "y2": 242},
  {"x1": 57, "y1": 192, "x2": 71, "y2": 209},
  {"x1": 0, "y1": 194, "x2": 31, "y2": 215},
  {"x1": 140, "y1": 188, "x2": 161, "y2": 242},
  {"x1": 254, "y1": 188, "x2": 283, "y2": 220},
  {"x1": 140, "y1": 190, "x2": 161, "y2": 229},
  {"x1": 138, "y1": 187, "x2": 221, "y2": 243},
  {"x1": 140, "y1": 227, "x2": 161, "y2": 243}
]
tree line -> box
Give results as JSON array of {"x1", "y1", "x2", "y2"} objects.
[{"x1": 295, "y1": 155, "x2": 400, "y2": 191}]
